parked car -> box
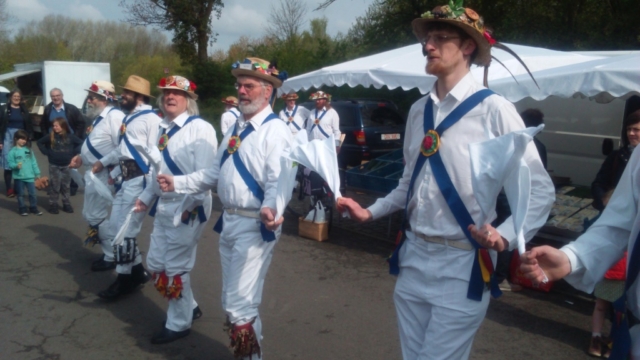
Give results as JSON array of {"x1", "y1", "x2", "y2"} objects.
[{"x1": 300, "y1": 99, "x2": 406, "y2": 168}]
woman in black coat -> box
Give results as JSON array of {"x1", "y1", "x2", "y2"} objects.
[{"x1": 0, "y1": 89, "x2": 33, "y2": 197}]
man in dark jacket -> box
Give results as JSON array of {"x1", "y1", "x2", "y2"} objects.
[
  {"x1": 42, "y1": 88, "x2": 86, "y2": 139},
  {"x1": 42, "y1": 88, "x2": 86, "y2": 195}
]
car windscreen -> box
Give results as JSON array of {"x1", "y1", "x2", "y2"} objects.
[
  {"x1": 330, "y1": 103, "x2": 359, "y2": 127},
  {"x1": 361, "y1": 103, "x2": 404, "y2": 127}
]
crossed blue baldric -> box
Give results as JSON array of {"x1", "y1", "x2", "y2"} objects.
[
  {"x1": 310, "y1": 109, "x2": 330, "y2": 138},
  {"x1": 284, "y1": 105, "x2": 301, "y2": 131},
  {"x1": 84, "y1": 107, "x2": 120, "y2": 160}
]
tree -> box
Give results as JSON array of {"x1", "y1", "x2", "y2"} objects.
[
  {"x1": 0, "y1": 0, "x2": 10, "y2": 40},
  {"x1": 119, "y1": 0, "x2": 224, "y2": 63},
  {"x1": 265, "y1": 0, "x2": 308, "y2": 42}
]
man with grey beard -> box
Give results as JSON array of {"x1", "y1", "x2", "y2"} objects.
[
  {"x1": 155, "y1": 59, "x2": 292, "y2": 359},
  {"x1": 70, "y1": 81, "x2": 124, "y2": 272}
]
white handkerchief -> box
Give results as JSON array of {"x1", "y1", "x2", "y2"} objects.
[
  {"x1": 287, "y1": 135, "x2": 342, "y2": 200},
  {"x1": 85, "y1": 170, "x2": 114, "y2": 203},
  {"x1": 113, "y1": 209, "x2": 134, "y2": 246}
]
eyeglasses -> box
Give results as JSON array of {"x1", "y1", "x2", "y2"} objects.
[
  {"x1": 234, "y1": 82, "x2": 260, "y2": 91},
  {"x1": 420, "y1": 34, "x2": 460, "y2": 46},
  {"x1": 86, "y1": 95, "x2": 97, "y2": 101}
]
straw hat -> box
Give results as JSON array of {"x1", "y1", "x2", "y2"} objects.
[
  {"x1": 86, "y1": 80, "x2": 116, "y2": 101},
  {"x1": 309, "y1": 91, "x2": 330, "y2": 100},
  {"x1": 411, "y1": 3, "x2": 492, "y2": 66},
  {"x1": 120, "y1": 75, "x2": 154, "y2": 98},
  {"x1": 221, "y1": 96, "x2": 238, "y2": 106},
  {"x1": 281, "y1": 93, "x2": 299, "y2": 101},
  {"x1": 231, "y1": 57, "x2": 283, "y2": 88},
  {"x1": 157, "y1": 75, "x2": 198, "y2": 100}
]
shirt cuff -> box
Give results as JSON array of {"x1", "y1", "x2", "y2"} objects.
[
  {"x1": 173, "y1": 175, "x2": 188, "y2": 194},
  {"x1": 138, "y1": 190, "x2": 155, "y2": 207},
  {"x1": 110, "y1": 167, "x2": 121, "y2": 179},
  {"x1": 560, "y1": 247, "x2": 583, "y2": 274},
  {"x1": 261, "y1": 198, "x2": 276, "y2": 211},
  {"x1": 367, "y1": 201, "x2": 386, "y2": 221},
  {"x1": 496, "y1": 221, "x2": 517, "y2": 250}
]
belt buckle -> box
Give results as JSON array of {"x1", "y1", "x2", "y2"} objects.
[{"x1": 119, "y1": 160, "x2": 128, "y2": 178}]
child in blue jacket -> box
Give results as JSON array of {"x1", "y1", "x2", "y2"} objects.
[{"x1": 8, "y1": 129, "x2": 42, "y2": 215}]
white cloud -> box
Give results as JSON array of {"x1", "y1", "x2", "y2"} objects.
[
  {"x1": 215, "y1": 4, "x2": 267, "y2": 37},
  {"x1": 6, "y1": 0, "x2": 49, "y2": 22},
  {"x1": 67, "y1": 3, "x2": 105, "y2": 21}
]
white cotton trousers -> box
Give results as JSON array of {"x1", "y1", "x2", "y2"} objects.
[
  {"x1": 394, "y1": 232, "x2": 491, "y2": 360},
  {"x1": 219, "y1": 212, "x2": 280, "y2": 359},
  {"x1": 81, "y1": 166, "x2": 114, "y2": 260},
  {"x1": 109, "y1": 176, "x2": 146, "y2": 274},
  {"x1": 146, "y1": 195, "x2": 211, "y2": 332}
]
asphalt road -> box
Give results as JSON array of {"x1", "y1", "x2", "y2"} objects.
[{"x1": 0, "y1": 170, "x2": 599, "y2": 359}]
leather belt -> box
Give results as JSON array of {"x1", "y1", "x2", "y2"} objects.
[
  {"x1": 224, "y1": 208, "x2": 260, "y2": 219},
  {"x1": 119, "y1": 159, "x2": 144, "y2": 181},
  {"x1": 415, "y1": 233, "x2": 474, "y2": 251}
]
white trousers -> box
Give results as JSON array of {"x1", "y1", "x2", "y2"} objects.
[
  {"x1": 146, "y1": 196, "x2": 211, "y2": 332},
  {"x1": 394, "y1": 233, "x2": 491, "y2": 360},
  {"x1": 108, "y1": 176, "x2": 146, "y2": 274},
  {"x1": 81, "y1": 166, "x2": 115, "y2": 260},
  {"x1": 219, "y1": 212, "x2": 280, "y2": 359}
]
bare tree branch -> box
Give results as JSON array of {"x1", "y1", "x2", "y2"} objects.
[
  {"x1": 314, "y1": 0, "x2": 337, "y2": 11},
  {"x1": 266, "y1": 0, "x2": 308, "y2": 42}
]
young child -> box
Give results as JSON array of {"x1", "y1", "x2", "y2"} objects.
[
  {"x1": 7, "y1": 130, "x2": 42, "y2": 216},
  {"x1": 37, "y1": 118, "x2": 83, "y2": 214}
]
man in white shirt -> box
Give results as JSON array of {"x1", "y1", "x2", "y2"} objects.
[
  {"x1": 220, "y1": 96, "x2": 240, "y2": 135},
  {"x1": 306, "y1": 91, "x2": 341, "y2": 149},
  {"x1": 97, "y1": 75, "x2": 161, "y2": 300},
  {"x1": 156, "y1": 58, "x2": 292, "y2": 360},
  {"x1": 134, "y1": 75, "x2": 217, "y2": 344},
  {"x1": 337, "y1": 5, "x2": 554, "y2": 359},
  {"x1": 69, "y1": 81, "x2": 124, "y2": 272},
  {"x1": 521, "y1": 110, "x2": 640, "y2": 360},
  {"x1": 278, "y1": 93, "x2": 308, "y2": 135}
]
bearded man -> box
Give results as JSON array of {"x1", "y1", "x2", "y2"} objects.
[
  {"x1": 70, "y1": 81, "x2": 124, "y2": 272},
  {"x1": 156, "y1": 58, "x2": 291, "y2": 359}
]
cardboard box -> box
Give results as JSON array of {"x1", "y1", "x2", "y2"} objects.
[{"x1": 298, "y1": 217, "x2": 329, "y2": 242}]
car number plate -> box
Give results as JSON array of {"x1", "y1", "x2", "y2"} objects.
[{"x1": 381, "y1": 133, "x2": 400, "y2": 140}]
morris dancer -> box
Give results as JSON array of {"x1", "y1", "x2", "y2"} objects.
[
  {"x1": 135, "y1": 75, "x2": 217, "y2": 344},
  {"x1": 70, "y1": 81, "x2": 124, "y2": 272},
  {"x1": 338, "y1": 4, "x2": 554, "y2": 359},
  {"x1": 220, "y1": 96, "x2": 240, "y2": 135},
  {"x1": 156, "y1": 58, "x2": 291, "y2": 359},
  {"x1": 278, "y1": 93, "x2": 308, "y2": 136},
  {"x1": 305, "y1": 91, "x2": 340, "y2": 151},
  {"x1": 97, "y1": 75, "x2": 160, "y2": 300}
]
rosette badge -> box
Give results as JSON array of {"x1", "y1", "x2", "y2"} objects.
[
  {"x1": 227, "y1": 136, "x2": 241, "y2": 154},
  {"x1": 158, "y1": 134, "x2": 170, "y2": 151},
  {"x1": 420, "y1": 130, "x2": 440, "y2": 157},
  {"x1": 120, "y1": 124, "x2": 127, "y2": 136}
]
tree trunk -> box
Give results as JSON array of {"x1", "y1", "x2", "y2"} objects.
[{"x1": 197, "y1": 30, "x2": 209, "y2": 63}]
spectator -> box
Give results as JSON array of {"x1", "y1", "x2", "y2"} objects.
[
  {"x1": 0, "y1": 89, "x2": 33, "y2": 197},
  {"x1": 7, "y1": 129, "x2": 42, "y2": 216},
  {"x1": 37, "y1": 118, "x2": 82, "y2": 214},
  {"x1": 591, "y1": 109, "x2": 640, "y2": 211}
]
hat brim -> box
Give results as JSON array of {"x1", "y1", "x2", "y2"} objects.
[
  {"x1": 282, "y1": 95, "x2": 299, "y2": 100},
  {"x1": 118, "y1": 85, "x2": 155, "y2": 98},
  {"x1": 222, "y1": 100, "x2": 238, "y2": 106},
  {"x1": 232, "y1": 69, "x2": 283, "y2": 88},
  {"x1": 85, "y1": 89, "x2": 112, "y2": 99},
  {"x1": 157, "y1": 86, "x2": 198, "y2": 100},
  {"x1": 411, "y1": 18, "x2": 491, "y2": 67}
]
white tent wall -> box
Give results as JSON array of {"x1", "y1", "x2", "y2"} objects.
[{"x1": 514, "y1": 96, "x2": 626, "y2": 186}]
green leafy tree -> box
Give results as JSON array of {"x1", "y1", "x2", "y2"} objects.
[{"x1": 119, "y1": 0, "x2": 224, "y2": 63}]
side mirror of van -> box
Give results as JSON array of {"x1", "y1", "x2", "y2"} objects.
[{"x1": 602, "y1": 138, "x2": 613, "y2": 156}]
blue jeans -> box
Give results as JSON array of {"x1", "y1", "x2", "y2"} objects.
[{"x1": 15, "y1": 179, "x2": 37, "y2": 209}]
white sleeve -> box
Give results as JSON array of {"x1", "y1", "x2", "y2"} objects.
[
  {"x1": 174, "y1": 139, "x2": 223, "y2": 194},
  {"x1": 221, "y1": 113, "x2": 230, "y2": 135},
  {"x1": 331, "y1": 109, "x2": 341, "y2": 146},
  {"x1": 261, "y1": 123, "x2": 293, "y2": 210}
]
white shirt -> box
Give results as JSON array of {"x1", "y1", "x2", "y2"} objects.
[
  {"x1": 106, "y1": 104, "x2": 162, "y2": 179},
  {"x1": 279, "y1": 105, "x2": 310, "y2": 135},
  {"x1": 139, "y1": 111, "x2": 218, "y2": 206},
  {"x1": 81, "y1": 106, "x2": 124, "y2": 165},
  {"x1": 173, "y1": 105, "x2": 293, "y2": 211},
  {"x1": 368, "y1": 72, "x2": 554, "y2": 249},
  {"x1": 221, "y1": 108, "x2": 240, "y2": 136},
  {"x1": 306, "y1": 106, "x2": 341, "y2": 145},
  {"x1": 561, "y1": 146, "x2": 640, "y2": 321}
]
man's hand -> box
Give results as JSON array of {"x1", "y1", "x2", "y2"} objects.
[
  {"x1": 468, "y1": 224, "x2": 508, "y2": 252},
  {"x1": 336, "y1": 197, "x2": 372, "y2": 222},
  {"x1": 260, "y1": 207, "x2": 283, "y2": 231},
  {"x1": 520, "y1": 246, "x2": 571, "y2": 285},
  {"x1": 134, "y1": 199, "x2": 148, "y2": 213},
  {"x1": 92, "y1": 161, "x2": 104, "y2": 174},
  {"x1": 69, "y1": 155, "x2": 82, "y2": 168},
  {"x1": 157, "y1": 174, "x2": 175, "y2": 192}
]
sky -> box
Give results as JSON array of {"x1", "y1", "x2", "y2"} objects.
[{"x1": 5, "y1": 0, "x2": 375, "y2": 53}]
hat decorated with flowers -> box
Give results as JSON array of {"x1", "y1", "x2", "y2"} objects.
[
  {"x1": 221, "y1": 96, "x2": 238, "y2": 106},
  {"x1": 231, "y1": 57, "x2": 288, "y2": 88},
  {"x1": 309, "y1": 91, "x2": 330, "y2": 100},
  {"x1": 281, "y1": 93, "x2": 299, "y2": 101},
  {"x1": 86, "y1": 80, "x2": 116, "y2": 102},
  {"x1": 158, "y1": 75, "x2": 198, "y2": 100},
  {"x1": 413, "y1": 0, "x2": 538, "y2": 87}
]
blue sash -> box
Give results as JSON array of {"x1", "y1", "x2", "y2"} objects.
[
  {"x1": 610, "y1": 232, "x2": 640, "y2": 359},
  {"x1": 310, "y1": 109, "x2": 330, "y2": 138},
  {"x1": 284, "y1": 106, "x2": 301, "y2": 131},
  {"x1": 119, "y1": 109, "x2": 154, "y2": 174},
  {"x1": 387, "y1": 89, "x2": 501, "y2": 302},
  {"x1": 84, "y1": 108, "x2": 119, "y2": 160},
  {"x1": 213, "y1": 113, "x2": 280, "y2": 241},
  {"x1": 148, "y1": 116, "x2": 206, "y2": 225}
]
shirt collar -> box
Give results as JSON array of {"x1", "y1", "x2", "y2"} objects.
[
  {"x1": 161, "y1": 111, "x2": 189, "y2": 129},
  {"x1": 132, "y1": 104, "x2": 152, "y2": 114},
  {"x1": 238, "y1": 105, "x2": 274, "y2": 131},
  {"x1": 314, "y1": 106, "x2": 327, "y2": 114},
  {"x1": 428, "y1": 71, "x2": 477, "y2": 105},
  {"x1": 98, "y1": 106, "x2": 112, "y2": 118},
  {"x1": 53, "y1": 103, "x2": 65, "y2": 111}
]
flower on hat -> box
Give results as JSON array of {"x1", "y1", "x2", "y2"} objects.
[{"x1": 88, "y1": 82, "x2": 115, "y2": 101}]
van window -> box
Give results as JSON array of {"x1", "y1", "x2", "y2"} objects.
[
  {"x1": 362, "y1": 104, "x2": 403, "y2": 127},
  {"x1": 331, "y1": 104, "x2": 359, "y2": 127}
]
